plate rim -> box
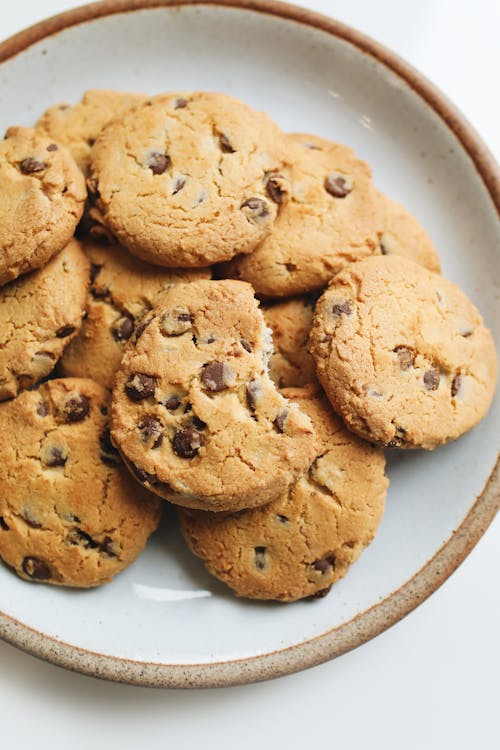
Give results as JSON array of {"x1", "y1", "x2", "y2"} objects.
[{"x1": 0, "y1": 0, "x2": 498, "y2": 689}]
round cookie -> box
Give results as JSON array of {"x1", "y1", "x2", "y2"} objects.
[
  {"x1": 179, "y1": 386, "x2": 388, "y2": 602},
  {"x1": 263, "y1": 296, "x2": 317, "y2": 388},
  {"x1": 111, "y1": 280, "x2": 316, "y2": 511},
  {"x1": 310, "y1": 255, "x2": 498, "y2": 449},
  {"x1": 0, "y1": 126, "x2": 86, "y2": 286},
  {"x1": 0, "y1": 239, "x2": 89, "y2": 401},
  {"x1": 219, "y1": 132, "x2": 382, "y2": 296},
  {"x1": 88, "y1": 92, "x2": 289, "y2": 267},
  {"x1": 377, "y1": 193, "x2": 441, "y2": 273},
  {"x1": 0, "y1": 378, "x2": 162, "y2": 587},
  {"x1": 36, "y1": 89, "x2": 146, "y2": 174},
  {"x1": 60, "y1": 240, "x2": 211, "y2": 390}
]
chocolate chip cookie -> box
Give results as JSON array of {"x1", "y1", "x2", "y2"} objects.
[
  {"x1": 263, "y1": 296, "x2": 317, "y2": 388},
  {"x1": 378, "y1": 193, "x2": 441, "y2": 273},
  {"x1": 60, "y1": 240, "x2": 211, "y2": 389},
  {"x1": 36, "y1": 89, "x2": 146, "y2": 174},
  {"x1": 111, "y1": 280, "x2": 316, "y2": 511},
  {"x1": 310, "y1": 255, "x2": 498, "y2": 449},
  {"x1": 0, "y1": 126, "x2": 86, "y2": 286},
  {"x1": 89, "y1": 92, "x2": 289, "y2": 267},
  {"x1": 0, "y1": 238, "x2": 89, "y2": 401},
  {"x1": 219, "y1": 132, "x2": 382, "y2": 296},
  {"x1": 179, "y1": 386, "x2": 388, "y2": 601},
  {"x1": 0, "y1": 378, "x2": 162, "y2": 587}
]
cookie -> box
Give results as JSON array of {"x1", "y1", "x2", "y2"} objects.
[
  {"x1": 110, "y1": 280, "x2": 316, "y2": 511},
  {"x1": 378, "y1": 193, "x2": 441, "y2": 273},
  {"x1": 219, "y1": 132, "x2": 382, "y2": 296},
  {"x1": 0, "y1": 378, "x2": 162, "y2": 587},
  {"x1": 88, "y1": 92, "x2": 289, "y2": 267},
  {"x1": 36, "y1": 89, "x2": 145, "y2": 174},
  {"x1": 0, "y1": 239, "x2": 89, "y2": 401},
  {"x1": 263, "y1": 296, "x2": 317, "y2": 388},
  {"x1": 0, "y1": 126, "x2": 86, "y2": 286},
  {"x1": 310, "y1": 255, "x2": 498, "y2": 449},
  {"x1": 179, "y1": 386, "x2": 388, "y2": 601},
  {"x1": 60, "y1": 240, "x2": 211, "y2": 389}
]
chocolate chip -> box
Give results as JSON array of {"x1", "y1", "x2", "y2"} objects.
[
  {"x1": 99, "y1": 428, "x2": 120, "y2": 465},
  {"x1": 254, "y1": 547, "x2": 268, "y2": 570},
  {"x1": 387, "y1": 425, "x2": 407, "y2": 448},
  {"x1": 44, "y1": 446, "x2": 67, "y2": 467},
  {"x1": 285, "y1": 262, "x2": 297, "y2": 273},
  {"x1": 200, "y1": 361, "x2": 234, "y2": 392},
  {"x1": 219, "y1": 133, "x2": 235, "y2": 153},
  {"x1": 172, "y1": 176, "x2": 186, "y2": 194},
  {"x1": 87, "y1": 138, "x2": 95, "y2": 147},
  {"x1": 67, "y1": 528, "x2": 99, "y2": 550},
  {"x1": 324, "y1": 172, "x2": 352, "y2": 198},
  {"x1": 112, "y1": 315, "x2": 134, "y2": 342},
  {"x1": 423, "y1": 369, "x2": 440, "y2": 391},
  {"x1": 246, "y1": 380, "x2": 261, "y2": 411},
  {"x1": 265, "y1": 173, "x2": 286, "y2": 204},
  {"x1": 331, "y1": 301, "x2": 352, "y2": 317},
  {"x1": 47, "y1": 143, "x2": 58, "y2": 152},
  {"x1": 134, "y1": 315, "x2": 152, "y2": 342},
  {"x1": 0, "y1": 517, "x2": 9, "y2": 530},
  {"x1": 241, "y1": 197, "x2": 271, "y2": 224},
  {"x1": 100, "y1": 406, "x2": 108, "y2": 416},
  {"x1": 138, "y1": 414, "x2": 164, "y2": 449},
  {"x1": 276, "y1": 514, "x2": 289, "y2": 524},
  {"x1": 309, "y1": 586, "x2": 332, "y2": 600},
  {"x1": 90, "y1": 283, "x2": 109, "y2": 300},
  {"x1": 240, "y1": 339, "x2": 252, "y2": 353},
  {"x1": 312, "y1": 555, "x2": 335, "y2": 574},
  {"x1": 147, "y1": 151, "x2": 171, "y2": 175},
  {"x1": 37, "y1": 400, "x2": 50, "y2": 417},
  {"x1": 89, "y1": 263, "x2": 102, "y2": 283},
  {"x1": 174, "y1": 97, "x2": 188, "y2": 109},
  {"x1": 63, "y1": 394, "x2": 90, "y2": 423},
  {"x1": 100, "y1": 536, "x2": 117, "y2": 558},
  {"x1": 160, "y1": 308, "x2": 193, "y2": 336},
  {"x1": 56, "y1": 325, "x2": 76, "y2": 338},
  {"x1": 165, "y1": 395, "x2": 181, "y2": 411},
  {"x1": 451, "y1": 374, "x2": 462, "y2": 397},
  {"x1": 173, "y1": 426, "x2": 204, "y2": 458},
  {"x1": 125, "y1": 373, "x2": 156, "y2": 402},
  {"x1": 20, "y1": 157, "x2": 46, "y2": 174},
  {"x1": 394, "y1": 346, "x2": 415, "y2": 370},
  {"x1": 191, "y1": 416, "x2": 207, "y2": 431},
  {"x1": 184, "y1": 402, "x2": 192, "y2": 413},
  {"x1": 22, "y1": 557, "x2": 52, "y2": 580},
  {"x1": 273, "y1": 410, "x2": 288, "y2": 433}
]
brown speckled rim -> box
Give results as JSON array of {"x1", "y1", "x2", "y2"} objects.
[{"x1": 0, "y1": 0, "x2": 498, "y2": 689}]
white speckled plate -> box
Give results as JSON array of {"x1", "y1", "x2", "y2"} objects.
[{"x1": 0, "y1": 0, "x2": 498, "y2": 688}]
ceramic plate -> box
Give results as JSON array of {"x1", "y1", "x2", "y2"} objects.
[{"x1": 0, "y1": 0, "x2": 498, "y2": 688}]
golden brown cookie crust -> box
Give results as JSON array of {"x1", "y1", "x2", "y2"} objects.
[
  {"x1": 0, "y1": 378, "x2": 162, "y2": 587},
  {"x1": 378, "y1": 193, "x2": 441, "y2": 273},
  {"x1": 310, "y1": 255, "x2": 498, "y2": 449},
  {"x1": 60, "y1": 240, "x2": 211, "y2": 389},
  {"x1": 111, "y1": 280, "x2": 316, "y2": 511},
  {"x1": 0, "y1": 127, "x2": 86, "y2": 286},
  {"x1": 0, "y1": 239, "x2": 89, "y2": 401},
  {"x1": 36, "y1": 89, "x2": 146, "y2": 174},
  {"x1": 179, "y1": 386, "x2": 388, "y2": 601},
  {"x1": 219, "y1": 132, "x2": 383, "y2": 296},
  {"x1": 89, "y1": 92, "x2": 289, "y2": 267},
  {"x1": 263, "y1": 296, "x2": 317, "y2": 388}
]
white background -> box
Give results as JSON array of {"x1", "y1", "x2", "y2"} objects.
[{"x1": 0, "y1": 1, "x2": 498, "y2": 748}]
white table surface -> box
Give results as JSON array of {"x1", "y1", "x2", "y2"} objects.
[{"x1": 0, "y1": 1, "x2": 498, "y2": 748}]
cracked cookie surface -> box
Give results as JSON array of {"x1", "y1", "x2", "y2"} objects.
[
  {"x1": 219, "y1": 132, "x2": 383, "y2": 296},
  {"x1": 178, "y1": 386, "x2": 388, "y2": 601},
  {"x1": 88, "y1": 92, "x2": 289, "y2": 267},
  {"x1": 310, "y1": 255, "x2": 498, "y2": 449},
  {"x1": 36, "y1": 89, "x2": 146, "y2": 174},
  {"x1": 0, "y1": 239, "x2": 89, "y2": 401},
  {"x1": 263, "y1": 296, "x2": 317, "y2": 388},
  {"x1": 0, "y1": 378, "x2": 162, "y2": 587},
  {"x1": 110, "y1": 280, "x2": 316, "y2": 511},
  {"x1": 0, "y1": 126, "x2": 86, "y2": 285},
  {"x1": 60, "y1": 239, "x2": 211, "y2": 389},
  {"x1": 377, "y1": 193, "x2": 441, "y2": 273}
]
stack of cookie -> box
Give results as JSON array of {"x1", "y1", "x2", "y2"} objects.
[{"x1": 0, "y1": 90, "x2": 496, "y2": 601}]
